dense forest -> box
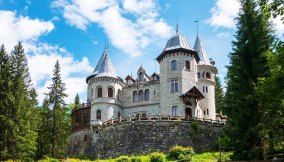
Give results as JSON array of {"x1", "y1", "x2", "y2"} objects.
[{"x1": 0, "y1": 0, "x2": 283, "y2": 161}]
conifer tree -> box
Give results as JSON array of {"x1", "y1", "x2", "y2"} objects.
[
  {"x1": 47, "y1": 60, "x2": 68, "y2": 157},
  {"x1": 0, "y1": 45, "x2": 15, "y2": 160},
  {"x1": 9, "y1": 42, "x2": 38, "y2": 160},
  {"x1": 74, "y1": 93, "x2": 80, "y2": 108},
  {"x1": 224, "y1": 0, "x2": 273, "y2": 160},
  {"x1": 215, "y1": 76, "x2": 224, "y2": 113}
]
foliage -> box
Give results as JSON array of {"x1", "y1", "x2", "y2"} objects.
[
  {"x1": 191, "y1": 152, "x2": 232, "y2": 162},
  {"x1": 215, "y1": 76, "x2": 224, "y2": 113},
  {"x1": 74, "y1": 93, "x2": 80, "y2": 108},
  {"x1": 149, "y1": 152, "x2": 166, "y2": 162},
  {"x1": 224, "y1": 0, "x2": 274, "y2": 160},
  {"x1": 115, "y1": 156, "x2": 131, "y2": 162},
  {"x1": 168, "y1": 145, "x2": 194, "y2": 160}
]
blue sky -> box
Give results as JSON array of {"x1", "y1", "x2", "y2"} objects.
[{"x1": 0, "y1": 0, "x2": 283, "y2": 104}]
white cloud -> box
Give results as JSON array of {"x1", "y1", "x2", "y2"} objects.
[
  {"x1": 0, "y1": 10, "x2": 54, "y2": 51},
  {"x1": 0, "y1": 10, "x2": 93, "y2": 104},
  {"x1": 272, "y1": 16, "x2": 284, "y2": 37},
  {"x1": 51, "y1": 0, "x2": 173, "y2": 57},
  {"x1": 207, "y1": 0, "x2": 240, "y2": 29}
]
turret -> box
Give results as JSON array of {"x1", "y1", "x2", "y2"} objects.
[
  {"x1": 157, "y1": 31, "x2": 204, "y2": 119},
  {"x1": 194, "y1": 35, "x2": 217, "y2": 120},
  {"x1": 86, "y1": 48, "x2": 123, "y2": 127}
]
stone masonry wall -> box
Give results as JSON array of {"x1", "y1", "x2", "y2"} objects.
[{"x1": 85, "y1": 121, "x2": 222, "y2": 159}]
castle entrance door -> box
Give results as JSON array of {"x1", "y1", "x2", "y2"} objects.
[{"x1": 185, "y1": 108, "x2": 192, "y2": 120}]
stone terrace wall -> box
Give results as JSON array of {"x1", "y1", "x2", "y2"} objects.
[{"x1": 88, "y1": 120, "x2": 222, "y2": 159}]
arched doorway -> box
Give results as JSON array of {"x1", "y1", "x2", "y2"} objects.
[
  {"x1": 185, "y1": 108, "x2": 192, "y2": 120},
  {"x1": 185, "y1": 101, "x2": 192, "y2": 120}
]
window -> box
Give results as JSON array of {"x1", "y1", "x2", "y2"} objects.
[
  {"x1": 206, "y1": 86, "x2": 208, "y2": 93},
  {"x1": 171, "y1": 60, "x2": 177, "y2": 70},
  {"x1": 144, "y1": 89, "x2": 149, "y2": 101},
  {"x1": 118, "y1": 112, "x2": 121, "y2": 118},
  {"x1": 133, "y1": 91, "x2": 138, "y2": 102},
  {"x1": 198, "y1": 72, "x2": 200, "y2": 78},
  {"x1": 203, "y1": 86, "x2": 205, "y2": 92},
  {"x1": 108, "y1": 87, "x2": 113, "y2": 97},
  {"x1": 117, "y1": 89, "x2": 121, "y2": 100},
  {"x1": 97, "y1": 87, "x2": 102, "y2": 97},
  {"x1": 207, "y1": 109, "x2": 209, "y2": 115},
  {"x1": 185, "y1": 60, "x2": 190, "y2": 70},
  {"x1": 172, "y1": 106, "x2": 178, "y2": 116},
  {"x1": 185, "y1": 101, "x2": 192, "y2": 106},
  {"x1": 139, "y1": 90, "x2": 144, "y2": 101},
  {"x1": 204, "y1": 110, "x2": 206, "y2": 115},
  {"x1": 96, "y1": 110, "x2": 101, "y2": 120},
  {"x1": 202, "y1": 71, "x2": 205, "y2": 78},
  {"x1": 139, "y1": 72, "x2": 144, "y2": 81},
  {"x1": 171, "y1": 80, "x2": 178, "y2": 92},
  {"x1": 91, "y1": 88, "x2": 94, "y2": 98},
  {"x1": 206, "y1": 72, "x2": 211, "y2": 79}
]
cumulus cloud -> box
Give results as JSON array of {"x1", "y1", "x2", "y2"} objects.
[
  {"x1": 51, "y1": 0, "x2": 173, "y2": 57},
  {"x1": 0, "y1": 10, "x2": 93, "y2": 104},
  {"x1": 0, "y1": 10, "x2": 54, "y2": 51},
  {"x1": 207, "y1": 0, "x2": 240, "y2": 29},
  {"x1": 208, "y1": 0, "x2": 284, "y2": 37}
]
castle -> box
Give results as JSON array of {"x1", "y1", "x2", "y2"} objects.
[{"x1": 70, "y1": 30, "x2": 227, "y2": 157}]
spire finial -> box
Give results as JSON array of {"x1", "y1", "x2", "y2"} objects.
[
  {"x1": 194, "y1": 19, "x2": 199, "y2": 36},
  {"x1": 104, "y1": 35, "x2": 108, "y2": 49},
  {"x1": 176, "y1": 17, "x2": 179, "y2": 34}
]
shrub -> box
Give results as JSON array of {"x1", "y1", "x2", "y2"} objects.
[
  {"x1": 38, "y1": 157, "x2": 60, "y2": 162},
  {"x1": 131, "y1": 156, "x2": 142, "y2": 162},
  {"x1": 149, "y1": 152, "x2": 166, "y2": 162},
  {"x1": 168, "y1": 145, "x2": 195, "y2": 160},
  {"x1": 116, "y1": 155, "x2": 131, "y2": 162}
]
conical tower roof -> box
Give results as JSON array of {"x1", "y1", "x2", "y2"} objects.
[
  {"x1": 164, "y1": 33, "x2": 193, "y2": 51},
  {"x1": 194, "y1": 35, "x2": 211, "y2": 65},
  {"x1": 92, "y1": 48, "x2": 118, "y2": 78}
]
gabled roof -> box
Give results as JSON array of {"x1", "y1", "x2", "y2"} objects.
[
  {"x1": 86, "y1": 48, "x2": 118, "y2": 83},
  {"x1": 194, "y1": 35, "x2": 211, "y2": 65},
  {"x1": 125, "y1": 75, "x2": 135, "y2": 82},
  {"x1": 180, "y1": 86, "x2": 205, "y2": 100}
]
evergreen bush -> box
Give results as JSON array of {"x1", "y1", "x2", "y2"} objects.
[
  {"x1": 116, "y1": 155, "x2": 131, "y2": 162},
  {"x1": 149, "y1": 152, "x2": 166, "y2": 162},
  {"x1": 168, "y1": 145, "x2": 194, "y2": 160}
]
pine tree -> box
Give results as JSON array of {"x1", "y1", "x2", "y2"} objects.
[
  {"x1": 9, "y1": 42, "x2": 38, "y2": 160},
  {"x1": 0, "y1": 45, "x2": 15, "y2": 160},
  {"x1": 35, "y1": 98, "x2": 53, "y2": 159},
  {"x1": 47, "y1": 60, "x2": 68, "y2": 157},
  {"x1": 74, "y1": 93, "x2": 80, "y2": 108},
  {"x1": 224, "y1": 0, "x2": 273, "y2": 160},
  {"x1": 215, "y1": 76, "x2": 224, "y2": 113}
]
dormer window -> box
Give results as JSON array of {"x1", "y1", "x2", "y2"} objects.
[
  {"x1": 171, "y1": 60, "x2": 177, "y2": 70},
  {"x1": 139, "y1": 72, "x2": 144, "y2": 81}
]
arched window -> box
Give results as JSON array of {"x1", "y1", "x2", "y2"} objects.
[
  {"x1": 206, "y1": 86, "x2": 208, "y2": 93},
  {"x1": 91, "y1": 88, "x2": 94, "y2": 98},
  {"x1": 139, "y1": 90, "x2": 143, "y2": 101},
  {"x1": 144, "y1": 89, "x2": 149, "y2": 101},
  {"x1": 206, "y1": 72, "x2": 211, "y2": 79},
  {"x1": 139, "y1": 72, "x2": 144, "y2": 81},
  {"x1": 198, "y1": 72, "x2": 201, "y2": 78},
  {"x1": 185, "y1": 60, "x2": 190, "y2": 70},
  {"x1": 108, "y1": 87, "x2": 114, "y2": 97},
  {"x1": 171, "y1": 60, "x2": 177, "y2": 70},
  {"x1": 117, "y1": 89, "x2": 121, "y2": 100},
  {"x1": 97, "y1": 87, "x2": 102, "y2": 98},
  {"x1": 133, "y1": 91, "x2": 138, "y2": 102},
  {"x1": 172, "y1": 106, "x2": 178, "y2": 116},
  {"x1": 96, "y1": 110, "x2": 101, "y2": 120},
  {"x1": 207, "y1": 109, "x2": 209, "y2": 115},
  {"x1": 185, "y1": 101, "x2": 192, "y2": 106}
]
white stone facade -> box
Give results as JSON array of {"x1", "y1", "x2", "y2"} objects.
[{"x1": 86, "y1": 32, "x2": 219, "y2": 126}]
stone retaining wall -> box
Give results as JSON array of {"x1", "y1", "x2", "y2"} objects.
[{"x1": 78, "y1": 120, "x2": 223, "y2": 159}]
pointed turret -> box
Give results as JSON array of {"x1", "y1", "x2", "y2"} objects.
[
  {"x1": 194, "y1": 35, "x2": 211, "y2": 65},
  {"x1": 86, "y1": 48, "x2": 118, "y2": 83}
]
